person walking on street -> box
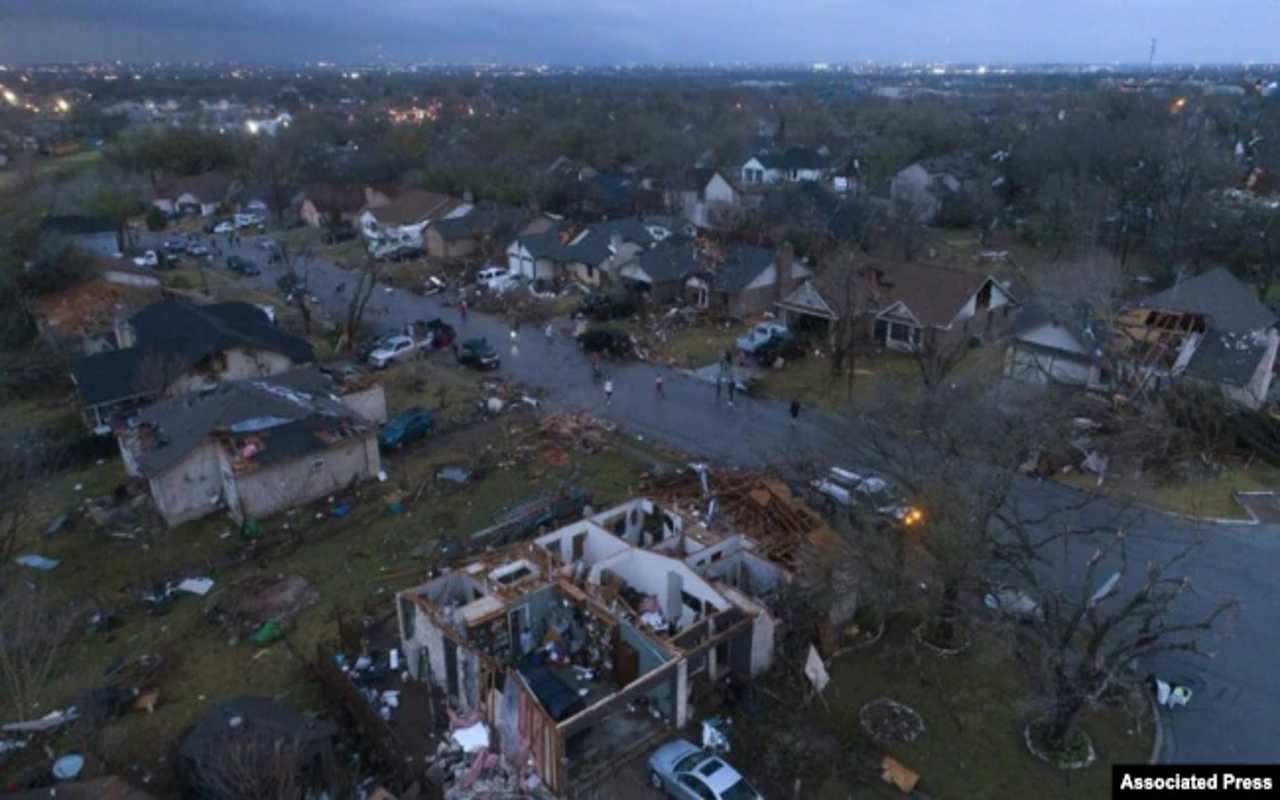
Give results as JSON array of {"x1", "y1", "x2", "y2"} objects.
[
  {"x1": 726, "y1": 370, "x2": 736, "y2": 408},
  {"x1": 591, "y1": 351, "x2": 602, "y2": 380},
  {"x1": 789, "y1": 398, "x2": 801, "y2": 427},
  {"x1": 603, "y1": 379, "x2": 614, "y2": 406},
  {"x1": 544, "y1": 322, "x2": 554, "y2": 343},
  {"x1": 655, "y1": 375, "x2": 664, "y2": 399},
  {"x1": 459, "y1": 300, "x2": 468, "y2": 323}
]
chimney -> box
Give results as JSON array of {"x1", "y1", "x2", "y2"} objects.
[{"x1": 776, "y1": 242, "x2": 796, "y2": 302}]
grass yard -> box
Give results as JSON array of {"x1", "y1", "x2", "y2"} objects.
[
  {"x1": 1, "y1": 394, "x2": 653, "y2": 793},
  {"x1": 1057, "y1": 462, "x2": 1280, "y2": 520},
  {"x1": 729, "y1": 623, "x2": 1152, "y2": 800},
  {"x1": 755, "y1": 350, "x2": 919, "y2": 412},
  {"x1": 632, "y1": 320, "x2": 741, "y2": 369}
]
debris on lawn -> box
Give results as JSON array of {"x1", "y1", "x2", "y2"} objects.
[
  {"x1": 538, "y1": 410, "x2": 616, "y2": 453},
  {"x1": 860, "y1": 698, "x2": 926, "y2": 745},
  {"x1": 210, "y1": 574, "x2": 319, "y2": 638},
  {"x1": 177, "y1": 577, "x2": 215, "y2": 596},
  {"x1": 14, "y1": 554, "x2": 59, "y2": 571},
  {"x1": 2, "y1": 707, "x2": 80, "y2": 734},
  {"x1": 880, "y1": 754, "x2": 920, "y2": 794}
]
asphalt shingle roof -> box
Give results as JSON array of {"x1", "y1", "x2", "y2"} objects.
[
  {"x1": 867, "y1": 261, "x2": 1004, "y2": 328},
  {"x1": 130, "y1": 367, "x2": 365, "y2": 477},
  {"x1": 702, "y1": 244, "x2": 777, "y2": 293},
  {"x1": 1137, "y1": 267, "x2": 1277, "y2": 334},
  {"x1": 71, "y1": 301, "x2": 314, "y2": 407},
  {"x1": 1184, "y1": 330, "x2": 1272, "y2": 387}
]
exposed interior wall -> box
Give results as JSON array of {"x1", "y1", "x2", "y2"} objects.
[
  {"x1": 592, "y1": 548, "x2": 728, "y2": 625},
  {"x1": 148, "y1": 441, "x2": 224, "y2": 527},
  {"x1": 231, "y1": 435, "x2": 377, "y2": 521},
  {"x1": 619, "y1": 621, "x2": 675, "y2": 719}
]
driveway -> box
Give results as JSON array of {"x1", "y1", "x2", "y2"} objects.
[{"x1": 163, "y1": 231, "x2": 1280, "y2": 764}]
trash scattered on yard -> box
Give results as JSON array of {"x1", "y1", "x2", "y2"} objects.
[
  {"x1": 1154, "y1": 678, "x2": 1193, "y2": 709},
  {"x1": 451, "y1": 720, "x2": 490, "y2": 753},
  {"x1": 14, "y1": 554, "x2": 59, "y2": 571},
  {"x1": 539, "y1": 410, "x2": 616, "y2": 453},
  {"x1": 177, "y1": 577, "x2": 215, "y2": 596},
  {"x1": 880, "y1": 754, "x2": 920, "y2": 794},
  {"x1": 2, "y1": 707, "x2": 80, "y2": 733},
  {"x1": 210, "y1": 574, "x2": 319, "y2": 638},
  {"x1": 701, "y1": 716, "x2": 731, "y2": 754},
  {"x1": 51, "y1": 752, "x2": 85, "y2": 780}
]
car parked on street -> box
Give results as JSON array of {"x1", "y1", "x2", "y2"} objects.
[
  {"x1": 647, "y1": 740, "x2": 762, "y2": 800},
  {"x1": 379, "y1": 407, "x2": 435, "y2": 450},
  {"x1": 577, "y1": 327, "x2": 633, "y2": 359},
  {"x1": 162, "y1": 237, "x2": 189, "y2": 254},
  {"x1": 810, "y1": 466, "x2": 923, "y2": 526},
  {"x1": 226, "y1": 255, "x2": 261, "y2": 276},
  {"x1": 132, "y1": 250, "x2": 160, "y2": 268},
  {"x1": 455, "y1": 337, "x2": 501, "y2": 370},
  {"x1": 750, "y1": 330, "x2": 805, "y2": 365},
  {"x1": 735, "y1": 322, "x2": 789, "y2": 353}
]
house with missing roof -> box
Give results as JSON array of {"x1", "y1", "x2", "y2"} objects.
[
  {"x1": 395, "y1": 494, "x2": 806, "y2": 795},
  {"x1": 70, "y1": 300, "x2": 314, "y2": 433},
  {"x1": 117, "y1": 367, "x2": 381, "y2": 527},
  {"x1": 1005, "y1": 267, "x2": 1280, "y2": 409}
]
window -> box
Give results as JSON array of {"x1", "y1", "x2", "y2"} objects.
[{"x1": 678, "y1": 775, "x2": 717, "y2": 800}]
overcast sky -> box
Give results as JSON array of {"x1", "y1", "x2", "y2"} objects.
[{"x1": 0, "y1": 0, "x2": 1276, "y2": 66}]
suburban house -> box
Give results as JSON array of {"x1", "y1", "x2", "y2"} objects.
[
  {"x1": 674, "y1": 170, "x2": 747, "y2": 230},
  {"x1": 889, "y1": 155, "x2": 981, "y2": 224},
  {"x1": 506, "y1": 217, "x2": 673, "y2": 286},
  {"x1": 297, "y1": 184, "x2": 392, "y2": 229},
  {"x1": 152, "y1": 172, "x2": 237, "y2": 217},
  {"x1": 739, "y1": 147, "x2": 830, "y2": 186},
  {"x1": 39, "y1": 214, "x2": 123, "y2": 257},
  {"x1": 70, "y1": 300, "x2": 314, "y2": 432},
  {"x1": 685, "y1": 242, "x2": 811, "y2": 319},
  {"x1": 395, "y1": 495, "x2": 794, "y2": 794},
  {"x1": 117, "y1": 367, "x2": 381, "y2": 527},
  {"x1": 357, "y1": 190, "x2": 471, "y2": 252},
  {"x1": 860, "y1": 262, "x2": 1017, "y2": 352},
  {"x1": 617, "y1": 239, "x2": 700, "y2": 302},
  {"x1": 1006, "y1": 268, "x2": 1280, "y2": 409},
  {"x1": 424, "y1": 203, "x2": 524, "y2": 260}
]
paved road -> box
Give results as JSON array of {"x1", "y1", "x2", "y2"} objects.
[{"x1": 178, "y1": 233, "x2": 1280, "y2": 764}]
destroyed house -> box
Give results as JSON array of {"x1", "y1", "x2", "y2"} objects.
[
  {"x1": 1006, "y1": 269, "x2": 1280, "y2": 408},
  {"x1": 70, "y1": 300, "x2": 314, "y2": 432},
  {"x1": 396, "y1": 498, "x2": 788, "y2": 794},
  {"x1": 117, "y1": 367, "x2": 381, "y2": 527}
]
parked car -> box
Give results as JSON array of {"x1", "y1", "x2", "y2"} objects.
[
  {"x1": 211, "y1": 220, "x2": 234, "y2": 235},
  {"x1": 576, "y1": 291, "x2": 636, "y2": 321},
  {"x1": 751, "y1": 331, "x2": 805, "y2": 365},
  {"x1": 577, "y1": 327, "x2": 633, "y2": 359},
  {"x1": 475, "y1": 266, "x2": 506, "y2": 285},
  {"x1": 736, "y1": 322, "x2": 788, "y2": 353},
  {"x1": 132, "y1": 250, "x2": 159, "y2": 268},
  {"x1": 455, "y1": 337, "x2": 501, "y2": 370},
  {"x1": 161, "y1": 237, "x2": 189, "y2": 254},
  {"x1": 379, "y1": 406, "x2": 435, "y2": 450},
  {"x1": 810, "y1": 466, "x2": 923, "y2": 526},
  {"x1": 233, "y1": 213, "x2": 264, "y2": 230},
  {"x1": 226, "y1": 255, "x2": 261, "y2": 276},
  {"x1": 647, "y1": 740, "x2": 762, "y2": 800},
  {"x1": 187, "y1": 243, "x2": 212, "y2": 259},
  {"x1": 256, "y1": 238, "x2": 278, "y2": 252},
  {"x1": 367, "y1": 335, "x2": 423, "y2": 369},
  {"x1": 358, "y1": 333, "x2": 401, "y2": 364}
]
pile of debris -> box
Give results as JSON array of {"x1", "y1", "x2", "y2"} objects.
[
  {"x1": 208, "y1": 574, "x2": 319, "y2": 643},
  {"x1": 433, "y1": 709, "x2": 546, "y2": 800},
  {"x1": 630, "y1": 306, "x2": 716, "y2": 366},
  {"x1": 538, "y1": 411, "x2": 616, "y2": 454},
  {"x1": 643, "y1": 468, "x2": 834, "y2": 568}
]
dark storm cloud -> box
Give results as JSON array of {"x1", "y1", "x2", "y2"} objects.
[{"x1": 0, "y1": 0, "x2": 1276, "y2": 64}]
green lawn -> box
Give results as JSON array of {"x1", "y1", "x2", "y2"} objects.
[
  {"x1": 1058, "y1": 462, "x2": 1280, "y2": 520},
  {"x1": 2, "y1": 401, "x2": 652, "y2": 792},
  {"x1": 729, "y1": 623, "x2": 1152, "y2": 800}
]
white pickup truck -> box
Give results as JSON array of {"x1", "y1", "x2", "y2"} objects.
[{"x1": 811, "y1": 466, "x2": 922, "y2": 526}]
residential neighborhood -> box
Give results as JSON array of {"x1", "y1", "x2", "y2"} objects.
[{"x1": 3, "y1": 13, "x2": 1280, "y2": 800}]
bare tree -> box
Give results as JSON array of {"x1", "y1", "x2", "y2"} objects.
[
  {"x1": 1000, "y1": 532, "x2": 1237, "y2": 755},
  {"x1": 0, "y1": 581, "x2": 80, "y2": 720},
  {"x1": 341, "y1": 255, "x2": 382, "y2": 352},
  {"x1": 276, "y1": 240, "x2": 316, "y2": 337}
]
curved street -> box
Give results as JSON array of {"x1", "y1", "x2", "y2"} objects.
[{"x1": 205, "y1": 233, "x2": 1280, "y2": 764}]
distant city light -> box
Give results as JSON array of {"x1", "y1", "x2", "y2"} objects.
[
  {"x1": 1, "y1": 88, "x2": 17, "y2": 106},
  {"x1": 55, "y1": 98, "x2": 70, "y2": 113}
]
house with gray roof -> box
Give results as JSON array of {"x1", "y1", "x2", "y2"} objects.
[
  {"x1": 70, "y1": 300, "x2": 314, "y2": 433},
  {"x1": 117, "y1": 367, "x2": 380, "y2": 527},
  {"x1": 685, "y1": 243, "x2": 811, "y2": 319},
  {"x1": 505, "y1": 217, "x2": 676, "y2": 287}
]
